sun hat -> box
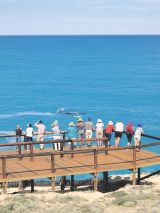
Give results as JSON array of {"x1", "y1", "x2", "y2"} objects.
[
  {"x1": 27, "y1": 123, "x2": 32, "y2": 127},
  {"x1": 51, "y1": 120, "x2": 59, "y2": 127},
  {"x1": 97, "y1": 119, "x2": 102, "y2": 123},
  {"x1": 78, "y1": 117, "x2": 83, "y2": 122},
  {"x1": 51, "y1": 122, "x2": 55, "y2": 127},
  {"x1": 108, "y1": 121, "x2": 113, "y2": 125},
  {"x1": 69, "y1": 122, "x2": 75, "y2": 127}
]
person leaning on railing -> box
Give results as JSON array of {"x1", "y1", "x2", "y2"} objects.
[
  {"x1": 85, "y1": 117, "x2": 95, "y2": 147},
  {"x1": 134, "y1": 124, "x2": 144, "y2": 152},
  {"x1": 105, "y1": 121, "x2": 115, "y2": 146},
  {"x1": 25, "y1": 124, "x2": 34, "y2": 151},
  {"x1": 51, "y1": 120, "x2": 63, "y2": 151},
  {"x1": 67, "y1": 122, "x2": 77, "y2": 149},
  {"x1": 15, "y1": 124, "x2": 22, "y2": 151},
  {"x1": 114, "y1": 120, "x2": 124, "y2": 147},
  {"x1": 125, "y1": 122, "x2": 134, "y2": 147},
  {"x1": 34, "y1": 120, "x2": 46, "y2": 150}
]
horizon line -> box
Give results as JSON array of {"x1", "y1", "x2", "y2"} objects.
[{"x1": 0, "y1": 34, "x2": 160, "y2": 37}]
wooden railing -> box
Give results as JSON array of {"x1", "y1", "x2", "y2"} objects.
[
  {"x1": 1, "y1": 141, "x2": 160, "y2": 178},
  {"x1": 0, "y1": 140, "x2": 160, "y2": 193}
]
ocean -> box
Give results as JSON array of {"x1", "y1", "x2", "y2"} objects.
[{"x1": 0, "y1": 35, "x2": 160, "y2": 175}]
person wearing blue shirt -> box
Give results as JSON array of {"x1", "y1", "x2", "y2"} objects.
[{"x1": 67, "y1": 122, "x2": 77, "y2": 148}]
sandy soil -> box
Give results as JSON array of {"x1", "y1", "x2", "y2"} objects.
[{"x1": 0, "y1": 173, "x2": 160, "y2": 213}]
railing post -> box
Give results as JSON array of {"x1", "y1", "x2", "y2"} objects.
[
  {"x1": 71, "y1": 140, "x2": 74, "y2": 158},
  {"x1": 18, "y1": 143, "x2": 21, "y2": 155},
  {"x1": 104, "y1": 138, "x2": 108, "y2": 155},
  {"x1": 94, "y1": 149, "x2": 98, "y2": 169},
  {"x1": 2, "y1": 157, "x2": 7, "y2": 193},
  {"x1": 51, "y1": 153, "x2": 55, "y2": 173},
  {"x1": 24, "y1": 136, "x2": 27, "y2": 153},
  {"x1": 132, "y1": 146, "x2": 137, "y2": 185},
  {"x1": 60, "y1": 133, "x2": 65, "y2": 158},
  {"x1": 51, "y1": 153, "x2": 56, "y2": 192},
  {"x1": 30, "y1": 143, "x2": 34, "y2": 161},
  {"x1": 2, "y1": 157, "x2": 6, "y2": 179}
]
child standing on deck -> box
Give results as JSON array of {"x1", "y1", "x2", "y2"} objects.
[{"x1": 134, "y1": 124, "x2": 144, "y2": 151}]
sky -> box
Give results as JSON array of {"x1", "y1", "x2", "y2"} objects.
[{"x1": 0, "y1": 0, "x2": 160, "y2": 35}]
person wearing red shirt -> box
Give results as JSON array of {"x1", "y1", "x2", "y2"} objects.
[
  {"x1": 105, "y1": 121, "x2": 114, "y2": 146},
  {"x1": 126, "y1": 122, "x2": 134, "y2": 146}
]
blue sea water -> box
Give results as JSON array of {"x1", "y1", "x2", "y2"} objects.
[{"x1": 0, "y1": 35, "x2": 160, "y2": 176}]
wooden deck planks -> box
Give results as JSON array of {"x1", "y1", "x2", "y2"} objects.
[{"x1": 0, "y1": 148, "x2": 160, "y2": 183}]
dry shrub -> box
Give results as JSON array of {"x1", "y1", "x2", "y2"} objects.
[{"x1": 0, "y1": 195, "x2": 42, "y2": 213}]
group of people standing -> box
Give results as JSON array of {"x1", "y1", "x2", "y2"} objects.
[
  {"x1": 68, "y1": 118, "x2": 144, "y2": 151},
  {"x1": 15, "y1": 117, "x2": 144, "y2": 152}
]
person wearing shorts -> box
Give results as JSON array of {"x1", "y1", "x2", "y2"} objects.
[
  {"x1": 115, "y1": 121, "x2": 124, "y2": 147},
  {"x1": 134, "y1": 124, "x2": 144, "y2": 151},
  {"x1": 76, "y1": 118, "x2": 85, "y2": 147},
  {"x1": 96, "y1": 119, "x2": 104, "y2": 146},
  {"x1": 105, "y1": 121, "x2": 114, "y2": 146},
  {"x1": 126, "y1": 122, "x2": 134, "y2": 146},
  {"x1": 25, "y1": 124, "x2": 34, "y2": 150},
  {"x1": 85, "y1": 117, "x2": 94, "y2": 146}
]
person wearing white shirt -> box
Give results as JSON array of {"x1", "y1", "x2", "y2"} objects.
[
  {"x1": 34, "y1": 120, "x2": 46, "y2": 150},
  {"x1": 25, "y1": 124, "x2": 34, "y2": 150},
  {"x1": 134, "y1": 124, "x2": 144, "y2": 151},
  {"x1": 115, "y1": 121, "x2": 124, "y2": 147},
  {"x1": 96, "y1": 119, "x2": 104, "y2": 146}
]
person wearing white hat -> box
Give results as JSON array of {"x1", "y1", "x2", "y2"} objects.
[
  {"x1": 134, "y1": 124, "x2": 144, "y2": 151},
  {"x1": 95, "y1": 119, "x2": 104, "y2": 146},
  {"x1": 67, "y1": 122, "x2": 77, "y2": 148}
]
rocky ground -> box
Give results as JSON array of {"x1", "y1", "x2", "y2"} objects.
[{"x1": 0, "y1": 174, "x2": 160, "y2": 213}]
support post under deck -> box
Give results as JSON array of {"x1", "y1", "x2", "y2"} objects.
[
  {"x1": 103, "y1": 171, "x2": 108, "y2": 191},
  {"x1": 93, "y1": 172, "x2": 98, "y2": 192},
  {"x1": 70, "y1": 175, "x2": 75, "y2": 191},
  {"x1": 30, "y1": 179, "x2": 34, "y2": 193},
  {"x1": 61, "y1": 176, "x2": 66, "y2": 191},
  {"x1": 137, "y1": 168, "x2": 141, "y2": 185},
  {"x1": 51, "y1": 177, "x2": 56, "y2": 192}
]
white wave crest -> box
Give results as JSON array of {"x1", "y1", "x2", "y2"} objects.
[{"x1": 0, "y1": 111, "x2": 55, "y2": 119}]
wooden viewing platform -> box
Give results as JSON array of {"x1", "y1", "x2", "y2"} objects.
[{"x1": 0, "y1": 135, "x2": 160, "y2": 193}]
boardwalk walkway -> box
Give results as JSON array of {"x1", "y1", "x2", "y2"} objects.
[{"x1": 0, "y1": 142, "x2": 160, "y2": 193}]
